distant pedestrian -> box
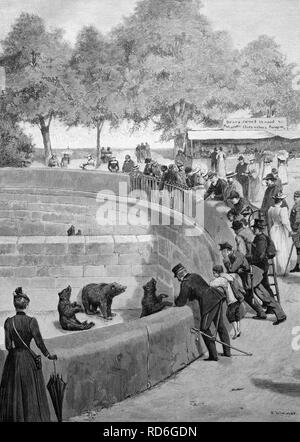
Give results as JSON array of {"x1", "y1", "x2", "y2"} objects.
[
  {"x1": 248, "y1": 157, "x2": 263, "y2": 205},
  {"x1": 235, "y1": 156, "x2": 249, "y2": 200},
  {"x1": 223, "y1": 172, "x2": 244, "y2": 207},
  {"x1": 216, "y1": 147, "x2": 227, "y2": 179},
  {"x1": 210, "y1": 148, "x2": 218, "y2": 172},
  {"x1": 261, "y1": 174, "x2": 288, "y2": 224},
  {"x1": 271, "y1": 168, "x2": 283, "y2": 192},
  {"x1": 277, "y1": 151, "x2": 289, "y2": 186}
]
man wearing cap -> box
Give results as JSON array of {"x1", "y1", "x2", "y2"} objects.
[
  {"x1": 261, "y1": 174, "x2": 287, "y2": 223},
  {"x1": 232, "y1": 220, "x2": 254, "y2": 259},
  {"x1": 223, "y1": 172, "x2": 244, "y2": 207},
  {"x1": 204, "y1": 172, "x2": 226, "y2": 201},
  {"x1": 220, "y1": 242, "x2": 286, "y2": 325},
  {"x1": 290, "y1": 191, "x2": 300, "y2": 273},
  {"x1": 235, "y1": 156, "x2": 249, "y2": 199},
  {"x1": 173, "y1": 263, "x2": 231, "y2": 362}
]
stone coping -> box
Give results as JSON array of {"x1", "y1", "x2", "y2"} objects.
[
  {"x1": 0, "y1": 306, "x2": 201, "y2": 419},
  {"x1": 0, "y1": 234, "x2": 157, "y2": 245}
]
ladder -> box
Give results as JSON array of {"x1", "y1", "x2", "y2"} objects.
[{"x1": 268, "y1": 259, "x2": 281, "y2": 304}]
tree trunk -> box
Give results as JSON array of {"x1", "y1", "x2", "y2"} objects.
[
  {"x1": 173, "y1": 132, "x2": 185, "y2": 159},
  {"x1": 96, "y1": 120, "x2": 104, "y2": 168},
  {"x1": 39, "y1": 116, "x2": 52, "y2": 164}
]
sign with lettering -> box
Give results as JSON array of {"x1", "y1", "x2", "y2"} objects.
[{"x1": 223, "y1": 118, "x2": 287, "y2": 131}]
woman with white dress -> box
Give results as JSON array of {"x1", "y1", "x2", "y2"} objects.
[
  {"x1": 268, "y1": 193, "x2": 295, "y2": 275},
  {"x1": 277, "y1": 151, "x2": 289, "y2": 186},
  {"x1": 216, "y1": 147, "x2": 227, "y2": 179}
]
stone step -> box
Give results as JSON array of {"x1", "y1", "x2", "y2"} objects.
[
  {"x1": 0, "y1": 235, "x2": 158, "y2": 255},
  {"x1": 0, "y1": 220, "x2": 151, "y2": 236}
]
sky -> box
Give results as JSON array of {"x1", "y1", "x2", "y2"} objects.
[{"x1": 0, "y1": 0, "x2": 300, "y2": 150}]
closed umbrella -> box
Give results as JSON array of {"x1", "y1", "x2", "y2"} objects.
[{"x1": 47, "y1": 361, "x2": 67, "y2": 422}]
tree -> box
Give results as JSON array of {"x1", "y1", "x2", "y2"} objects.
[
  {"x1": 69, "y1": 26, "x2": 125, "y2": 166},
  {"x1": 1, "y1": 13, "x2": 77, "y2": 162},
  {"x1": 0, "y1": 96, "x2": 34, "y2": 167},
  {"x1": 112, "y1": 0, "x2": 240, "y2": 155},
  {"x1": 236, "y1": 35, "x2": 300, "y2": 124}
]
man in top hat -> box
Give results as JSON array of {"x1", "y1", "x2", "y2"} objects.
[
  {"x1": 235, "y1": 156, "x2": 249, "y2": 199},
  {"x1": 290, "y1": 190, "x2": 300, "y2": 273},
  {"x1": 232, "y1": 220, "x2": 254, "y2": 259},
  {"x1": 261, "y1": 173, "x2": 287, "y2": 223},
  {"x1": 223, "y1": 172, "x2": 244, "y2": 207},
  {"x1": 220, "y1": 242, "x2": 286, "y2": 325},
  {"x1": 204, "y1": 172, "x2": 226, "y2": 201},
  {"x1": 173, "y1": 263, "x2": 231, "y2": 362}
]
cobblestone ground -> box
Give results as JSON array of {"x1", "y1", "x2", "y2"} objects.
[{"x1": 71, "y1": 160, "x2": 300, "y2": 423}]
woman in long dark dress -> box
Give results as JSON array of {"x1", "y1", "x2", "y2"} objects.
[{"x1": 0, "y1": 288, "x2": 57, "y2": 422}]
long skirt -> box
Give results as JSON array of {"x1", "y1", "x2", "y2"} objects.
[
  {"x1": 0, "y1": 349, "x2": 50, "y2": 422},
  {"x1": 278, "y1": 163, "x2": 288, "y2": 185},
  {"x1": 217, "y1": 158, "x2": 226, "y2": 179},
  {"x1": 270, "y1": 225, "x2": 296, "y2": 276}
]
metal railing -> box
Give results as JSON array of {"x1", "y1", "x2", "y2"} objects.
[{"x1": 130, "y1": 174, "x2": 201, "y2": 220}]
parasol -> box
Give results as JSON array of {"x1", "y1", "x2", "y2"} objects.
[{"x1": 47, "y1": 361, "x2": 67, "y2": 422}]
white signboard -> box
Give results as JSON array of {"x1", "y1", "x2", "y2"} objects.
[{"x1": 223, "y1": 118, "x2": 287, "y2": 131}]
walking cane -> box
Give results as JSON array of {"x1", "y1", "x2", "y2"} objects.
[
  {"x1": 190, "y1": 328, "x2": 253, "y2": 357},
  {"x1": 284, "y1": 243, "x2": 295, "y2": 276}
]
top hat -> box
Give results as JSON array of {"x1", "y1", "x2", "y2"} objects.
[
  {"x1": 13, "y1": 287, "x2": 30, "y2": 302},
  {"x1": 172, "y1": 263, "x2": 187, "y2": 277},
  {"x1": 231, "y1": 220, "x2": 244, "y2": 231},
  {"x1": 219, "y1": 242, "x2": 233, "y2": 251},
  {"x1": 226, "y1": 171, "x2": 237, "y2": 179},
  {"x1": 263, "y1": 173, "x2": 276, "y2": 182}
]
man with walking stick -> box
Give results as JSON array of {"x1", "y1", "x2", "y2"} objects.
[{"x1": 173, "y1": 264, "x2": 231, "y2": 362}]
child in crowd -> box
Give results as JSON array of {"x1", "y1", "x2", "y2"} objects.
[{"x1": 210, "y1": 265, "x2": 245, "y2": 340}]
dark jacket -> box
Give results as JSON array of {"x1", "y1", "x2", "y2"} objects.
[
  {"x1": 108, "y1": 160, "x2": 119, "y2": 173},
  {"x1": 204, "y1": 179, "x2": 226, "y2": 201},
  {"x1": 122, "y1": 159, "x2": 135, "y2": 173},
  {"x1": 251, "y1": 233, "x2": 269, "y2": 270},
  {"x1": 175, "y1": 273, "x2": 226, "y2": 316},
  {"x1": 261, "y1": 184, "x2": 287, "y2": 217},
  {"x1": 235, "y1": 163, "x2": 249, "y2": 186},
  {"x1": 232, "y1": 197, "x2": 248, "y2": 216},
  {"x1": 223, "y1": 251, "x2": 263, "y2": 289}
]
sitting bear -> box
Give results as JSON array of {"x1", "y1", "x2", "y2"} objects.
[
  {"x1": 140, "y1": 278, "x2": 173, "y2": 318},
  {"x1": 82, "y1": 282, "x2": 127, "y2": 320},
  {"x1": 58, "y1": 285, "x2": 95, "y2": 331}
]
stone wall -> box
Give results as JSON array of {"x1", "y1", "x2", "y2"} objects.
[{"x1": 0, "y1": 307, "x2": 201, "y2": 420}]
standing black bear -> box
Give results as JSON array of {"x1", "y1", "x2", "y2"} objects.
[
  {"x1": 82, "y1": 283, "x2": 127, "y2": 320},
  {"x1": 140, "y1": 278, "x2": 173, "y2": 318},
  {"x1": 58, "y1": 285, "x2": 95, "y2": 331}
]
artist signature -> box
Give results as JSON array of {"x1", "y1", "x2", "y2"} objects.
[{"x1": 271, "y1": 411, "x2": 296, "y2": 416}]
